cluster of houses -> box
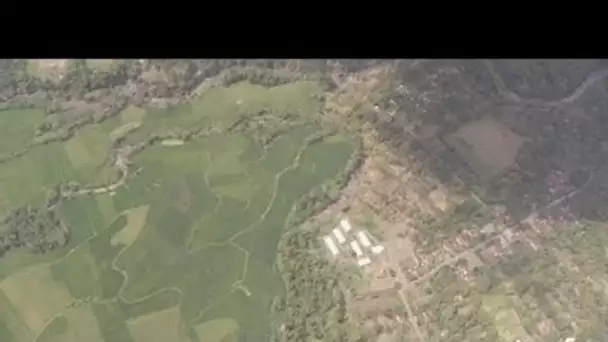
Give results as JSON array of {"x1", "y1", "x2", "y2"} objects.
[{"x1": 322, "y1": 217, "x2": 385, "y2": 267}]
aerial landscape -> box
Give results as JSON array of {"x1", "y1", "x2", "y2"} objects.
[{"x1": 0, "y1": 59, "x2": 607, "y2": 341}]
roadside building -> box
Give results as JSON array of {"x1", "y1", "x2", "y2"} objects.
[
  {"x1": 340, "y1": 218, "x2": 352, "y2": 232},
  {"x1": 357, "y1": 231, "x2": 372, "y2": 247},
  {"x1": 350, "y1": 240, "x2": 364, "y2": 257},
  {"x1": 357, "y1": 257, "x2": 372, "y2": 266},
  {"x1": 323, "y1": 236, "x2": 339, "y2": 256},
  {"x1": 332, "y1": 228, "x2": 346, "y2": 244},
  {"x1": 371, "y1": 245, "x2": 385, "y2": 255}
]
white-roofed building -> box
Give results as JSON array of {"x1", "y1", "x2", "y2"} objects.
[
  {"x1": 332, "y1": 228, "x2": 346, "y2": 244},
  {"x1": 323, "y1": 236, "x2": 339, "y2": 256},
  {"x1": 371, "y1": 245, "x2": 385, "y2": 254},
  {"x1": 357, "y1": 231, "x2": 372, "y2": 247},
  {"x1": 340, "y1": 218, "x2": 352, "y2": 232},
  {"x1": 357, "y1": 257, "x2": 372, "y2": 266},
  {"x1": 350, "y1": 240, "x2": 363, "y2": 257}
]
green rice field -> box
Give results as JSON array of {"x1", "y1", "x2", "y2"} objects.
[{"x1": 0, "y1": 80, "x2": 354, "y2": 342}]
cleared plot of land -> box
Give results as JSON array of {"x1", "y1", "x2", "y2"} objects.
[
  {"x1": 111, "y1": 205, "x2": 149, "y2": 247},
  {"x1": 446, "y1": 119, "x2": 524, "y2": 176},
  {"x1": 0, "y1": 290, "x2": 32, "y2": 341},
  {"x1": 195, "y1": 318, "x2": 239, "y2": 342},
  {"x1": 64, "y1": 132, "x2": 93, "y2": 169},
  {"x1": 0, "y1": 266, "x2": 73, "y2": 332},
  {"x1": 37, "y1": 305, "x2": 105, "y2": 342},
  {"x1": 482, "y1": 294, "x2": 530, "y2": 341},
  {"x1": 120, "y1": 105, "x2": 146, "y2": 125},
  {"x1": 26, "y1": 59, "x2": 71, "y2": 82},
  {"x1": 127, "y1": 307, "x2": 191, "y2": 342}
]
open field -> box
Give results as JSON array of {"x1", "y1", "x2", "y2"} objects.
[
  {"x1": 36, "y1": 305, "x2": 105, "y2": 342},
  {"x1": 0, "y1": 77, "x2": 355, "y2": 342},
  {"x1": 195, "y1": 317, "x2": 239, "y2": 342},
  {"x1": 0, "y1": 108, "x2": 45, "y2": 156},
  {"x1": 0, "y1": 266, "x2": 73, "y2": 333},
  {"x1": 127, "y1": 307, "x2": 190, "y2": 342}
]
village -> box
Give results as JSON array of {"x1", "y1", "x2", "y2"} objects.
[
  {"x1": 311, "y1": 128, "x2": 594, "y2": 341},
  {"x1": 306, "y1": 60, "x2": 607, "y2": 340},
  {"x1": 323, "y1": 164, "x2": 586, "y2": 285}
]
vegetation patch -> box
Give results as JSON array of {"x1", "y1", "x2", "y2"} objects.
[
  {"x1": 120, "y1": 105, "x2": 146, "y2": 125},
  {"x1": 91, "y1": 302, "x2": 134, "y2": 342},
  {"x1": 482, "y1": 295, "x2": 529, "y2": 341},
  {"x1": 63, "y1": 124, "x2": 114, "y2": 180},
  {"x1": 64, "y1": 132, "x2": 93, "y2": 169},
  {"x1": 0, "y1": 108, "x2": 45, "y2": 157},
  {"x1": 26, "y1": 59, "x2": 72, "y2": 83},
  {"x1": 95, "y1": 194, "x2": 117, "y2": 227},
  {"x1": 0, "y1": 290, "x2": 31, "y2": 341},
  {"x1": 51, "y1": 244, "x2": 101, "y2": 300},
  {"x1": 86, "y1": 59, "x2": 122, "y2": 73}
]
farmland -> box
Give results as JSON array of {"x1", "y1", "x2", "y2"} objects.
[{"x1": 0, "y1": 66, "x2": 356, "y2": 342}]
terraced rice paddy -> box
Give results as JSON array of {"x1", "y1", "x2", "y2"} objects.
[{"x1": 0, "y1": 80, "x2": 354, "y2": 341}]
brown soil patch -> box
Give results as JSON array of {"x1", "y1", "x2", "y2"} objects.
[
  {"x1": 27, "y1": 59, "x2": 71, "y2": 83},
  {"x1": 86, "y1": 59, "x2": 120, "y2": 72},
  {"x1": 446, "y1": 119, "x2": 523, "y2": 175},
  {"x1": 428, "y1": 186, "x2": 450, "y2": 212},
  {"x1": 111, "y1": 205, "x2": 149, "y2": 247},
  {"x1": 464, "y1": 251, "x2": 485, "y2": 269}
]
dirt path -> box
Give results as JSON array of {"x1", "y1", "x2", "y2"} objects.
[
  {"x1": 379, "y1": 258, "x2": 424, "y2": 340},
  {"x1": 483, "y1": 60, "x2": 608, "y2": 107}
]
